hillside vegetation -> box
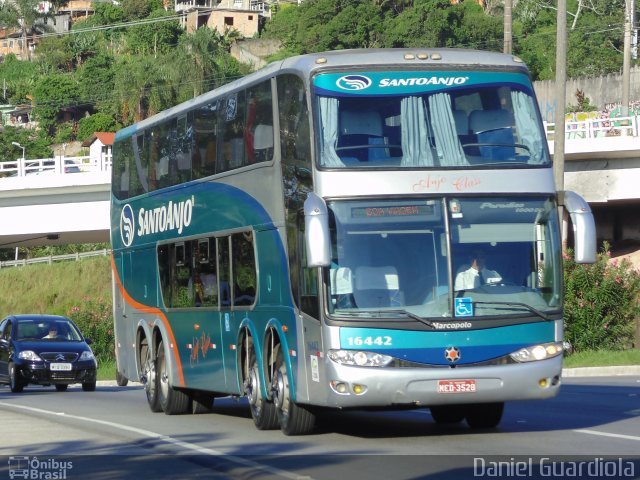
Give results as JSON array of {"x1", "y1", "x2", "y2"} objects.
[{"x1": 0, "y1": 256, "x2": 111, "y2": 317}]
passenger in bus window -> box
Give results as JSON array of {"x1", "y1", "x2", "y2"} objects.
[{"x1": 454, "y1": 249, "x2": 502, "y2": 291}]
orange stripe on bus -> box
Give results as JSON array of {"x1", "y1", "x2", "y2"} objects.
[{"x1": 110, "y1": 255, "x2": 185, "y2": 386}]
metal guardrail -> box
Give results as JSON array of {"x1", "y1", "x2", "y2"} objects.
[
  {"x1": 544, "y1": 115, "x2": 640, "y2": 140},
  {"x1": 0, "y1": 156, "x2": 112, "y2": 178},
  {"x1": 0, "y1": 249, "x2": 110, "y2": 269}
]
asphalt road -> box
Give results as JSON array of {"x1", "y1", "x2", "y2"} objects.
[{"x1": 0, "y1": 373, "x2": 639, "y2": 480}]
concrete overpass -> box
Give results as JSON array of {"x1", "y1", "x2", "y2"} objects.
[
  {"x1": 0, "y1": 157, "x2": 110, "y2": 248},
  {"x1": 0, "y1": 116, "x2": 638, "y2": 249}
]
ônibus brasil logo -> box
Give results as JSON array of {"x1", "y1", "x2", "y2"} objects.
[
  {"x1": 120, "y1": 204, "x2": 135, "y2": 247},
  {"x1": 120, "y1": 197, "x2": 195, "y2": 247},
  {"x1": 336, "y1": 75, "x2": 372, "y2": 91}
]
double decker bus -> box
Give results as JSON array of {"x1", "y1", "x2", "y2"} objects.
[{"x1": 110, "y1": 48, "x2": 596, "y2": 435}]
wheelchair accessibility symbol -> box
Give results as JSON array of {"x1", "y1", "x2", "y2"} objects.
[{"x1": 455, "y1": 297, "x2": 473, "y2": 317}]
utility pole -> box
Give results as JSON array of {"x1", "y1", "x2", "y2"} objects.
[
  {"x1": 504, "y1": 0, "x2": 513, "y2": 54},
  {"x1": 622, "y1": 0, "x2": 632, "y2": 119},
  {"x1": 555, "y1": 0, "x2": 568, "y2": 248},
  {"x1": 554, "y1": 0, "x2": 567, "y2": 194}
]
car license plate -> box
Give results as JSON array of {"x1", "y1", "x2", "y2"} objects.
[
  {"x1": 437, "y1": 379, "x2": 477, "y2": 394},
  {"x1": 50, "y1": 363, "x2": 72, "y2": 371}
]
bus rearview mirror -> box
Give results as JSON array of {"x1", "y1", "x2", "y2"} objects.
[{"x1": 304, "y1": 193, "x2": 331, "y2": 268}]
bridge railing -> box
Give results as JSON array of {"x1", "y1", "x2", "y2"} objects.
[
  {"x1": 544, "y1": 115, "x2": 640, "y2": 140},
  {"x1": 0, "y1": 248, "x2": 110, "y2": 269},
  {"x1": 0, "y1": 156, "x2": 111, "y2": 178}
]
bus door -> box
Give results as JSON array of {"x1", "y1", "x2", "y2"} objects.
[{"x1": 218, "y1": 232, "x2": 258, "y2": 394}]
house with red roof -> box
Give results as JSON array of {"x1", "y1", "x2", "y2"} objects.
[{"x1": 82, "y1": 132, "x2": 115, "y2": 170}]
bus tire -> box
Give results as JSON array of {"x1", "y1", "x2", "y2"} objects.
[
  {"x1": 272, "y1": 347, "x2": 315, "y2": 435},
  {"x1": 465, "y1": 402, "x2": 504, "y2": 429},
  {"x1": 247, "y1": 347, "x2": 278, "y2": 430},
  {"x1": 430, "y1": 405, "x2": 466, "y2": 424},
  {"x1": 116, "y1": 369, "x2": 129, "y2": 387},
  {"x1": 191, "y1": 392, "x2": 215, "y2": 414},
  {"x1": 157, "y1": 340, "x2": 190, "y2": 415},
  {"x1": 142, "y1": 341, "x2": 162, "y2": 412}
]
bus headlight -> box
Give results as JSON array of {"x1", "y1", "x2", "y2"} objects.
[
  {"x1": 328, "y1": 349, "x2": 393, "y2": 367},
  {"x1": 510, "y1": 342, "x2": 564, "y2": 363}
]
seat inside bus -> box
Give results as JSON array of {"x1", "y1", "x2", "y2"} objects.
[
  {"x1": 337, "y1": 110, "x2": 387, "y2": 164},
  {"x1": 468, "y1": 109, "x2": 515, "y2": 162},
  {"x1": 352, "y1": 265, "x2": 404, "y2": 308}
]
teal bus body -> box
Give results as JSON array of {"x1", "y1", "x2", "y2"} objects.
[{"x1": 110, "y1": 49, "x2": 595, "y2": 434}]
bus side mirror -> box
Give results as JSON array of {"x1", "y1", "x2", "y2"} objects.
[
  {"x1": 563, "y1": 191, "x2": 596, "y2": 264},
  {"x1": 304, "y1": 192, "x2": 331, "y2": 268}
]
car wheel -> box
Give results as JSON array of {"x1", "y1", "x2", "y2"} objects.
[
  {"x1": 272, "y1": 346, "x2": 315, "y2": 435},
  {"x1": 116, "y1": 369, "x2": 129, "y2": 387},
  {"x1": 55, "y1": 384, "x2": 68, "y2": 392},
  {"x1": 82, "y1": 381, "x2": 96, "y2": 392},
  {"x1": 157, "y1": 340, "x2": 189, "y2": 415},
  {"x1": 8, "y1": 362, "x2": 24, "y2": 393},
  {"x1": 246, "y1": 343, "x2": 278, "y2": 430}
]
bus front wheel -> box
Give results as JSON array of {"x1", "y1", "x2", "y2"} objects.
[
  {"x1": 157, "y1": 340, "x2": 190, "y2": 415},
  {"x1": 246, "y1": 346, "x2": 278, "y2": 430},
  {"x1": 465, "y1": 402, "x2": 504, "y2": 429},
  {"x1": 272, "y1": 347, "x2": 315, "y2": 435}
]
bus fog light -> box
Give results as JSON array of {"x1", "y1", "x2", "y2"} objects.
[
  {"x1": 330, "y1": 381, "x2": 349, "y2": 394},
  {"x1": 538, "y1": 378, "x2": 548, "y2": 388},
  {"x1": 352, "y1": 384, "x2": 367, "y2": 395},
  {"x1": 328, "y1": 349, "x2": 393, "y2": 367}
]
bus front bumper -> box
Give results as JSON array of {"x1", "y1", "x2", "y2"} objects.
[{"x1": 321, "y1": 356, "x2": 563, "y2": 408}]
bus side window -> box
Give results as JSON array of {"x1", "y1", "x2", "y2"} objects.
[
  {"x1": 171, "y1": 242, "x2": 193, "y2": 308},
  {"x1": 231, "y1": 231, "x2": 256, "y2": 307},
  {"x1": 218, "y1": 237, "x2": 231, "y2": 307},
  {"x1": 193, "y1": 238, "x2": 218, "y2": 307}
]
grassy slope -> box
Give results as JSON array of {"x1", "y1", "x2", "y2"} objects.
[{"x1": 0, "y1": 256, "x2": 112, "y2": 317}]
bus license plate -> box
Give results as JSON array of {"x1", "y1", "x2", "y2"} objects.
[
  {"x1": 50, "y1": 363, "x2": 72, "y2": 371},
  {"x1": 437, "y1": 379, "x2": 476, "y2": 394}
]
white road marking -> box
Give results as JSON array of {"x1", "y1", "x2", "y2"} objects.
[
  {"x1": 575, "y1": 429, "x2": 640, "y2": 442},
  {"x1": 0, "y1": 402, "x2": 312, "y2": 480}
]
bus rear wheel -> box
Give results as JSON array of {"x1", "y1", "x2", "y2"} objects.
[
  {"x1": 465, "y1": 402, "x2": 504, "y2": 429},
  {"x1": 142, "y1": 341, "x2": 162, "y2": 412},
  {"x1": 272, "y1": 347, "x2": 315, "y2": 435},
  {"x1": 157, "y1": 340, "x2": 190, "y2": 415},
  {"x1": 246, "y1": 347, "x2": 278, "y2": 430}
]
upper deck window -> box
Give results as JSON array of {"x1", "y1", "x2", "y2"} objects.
[{"x1": 314, "y1": 71, "x2": 549, "y2": 169}]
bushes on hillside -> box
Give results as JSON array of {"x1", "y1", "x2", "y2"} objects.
[
  {"x1": 67, "y1": 298, "x2": 114, "y2": 364},
  {"x1": 564, "y1": 243, "x2": 640, "y2": 352}
]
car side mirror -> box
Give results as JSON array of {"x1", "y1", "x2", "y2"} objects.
[{"x1": 84, "y1": 338, "x2": 93, "y2": 345}]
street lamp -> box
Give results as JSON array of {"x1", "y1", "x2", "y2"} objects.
[{"x1": 11, "y1": 141, "x2": 25, "y2": 160}]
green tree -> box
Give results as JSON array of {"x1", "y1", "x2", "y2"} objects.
[
  {"x1": 77, "y1": 112, "x2": 118, "y2": 142},
  {"x1": 0, "y1": 54, "x2": 37, "y2": 103},
  {"x1": 32, "y1": 74, "x2": 81, "y2": 136},
  {"x1": 124, "y1": 9, "x2": 182, "y2": 56}
]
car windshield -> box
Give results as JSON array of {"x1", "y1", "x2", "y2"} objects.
[
  {"x1": 314, "y1": 70, "x2": 549, "y2": 169},
  {"x1": 326, "y1": 196, "x2": 562, "y2": 321},
  {"x1": 14, "y1": 319, "x2": 83, "y2": 341}
]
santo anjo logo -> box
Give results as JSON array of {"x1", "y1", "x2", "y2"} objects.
[
  {"x1": 336, "y1": 75, "x2": 372, "y2": 91},
  {"x1": 120, "y1": 204, "x2": 135, "y2": 247},
  {"x1": 444, "y1": 346, "x2": 461, "y2": 363}
]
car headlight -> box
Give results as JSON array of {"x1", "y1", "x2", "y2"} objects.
[
  {"x1": 79, "y1": 351, "x2": 95, "y2": 362},
  {"x1": 510, "y1": 342, "x2": 564, "y2": 363},
  {"x1": 328, "y1": 349, "x2": 393, "y2": 367},
  {"x1": 18, "y1": 350, "x2": 42, "y2": 361}
]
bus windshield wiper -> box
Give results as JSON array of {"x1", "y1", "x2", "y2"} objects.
[
  {"x1": 380, "y1": 309, "x2": 436, "y2": 329},
  {"x1": 473, "y1": 301, "x2": 553, "y2": 321}
]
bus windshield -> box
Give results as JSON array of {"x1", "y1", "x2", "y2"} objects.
[
  {"x1": 314, "y1": 70, "x2": 549, "y2": 169},
  {"x1": 326, "y1": 196, "x2": 562, "y2": 321}
]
